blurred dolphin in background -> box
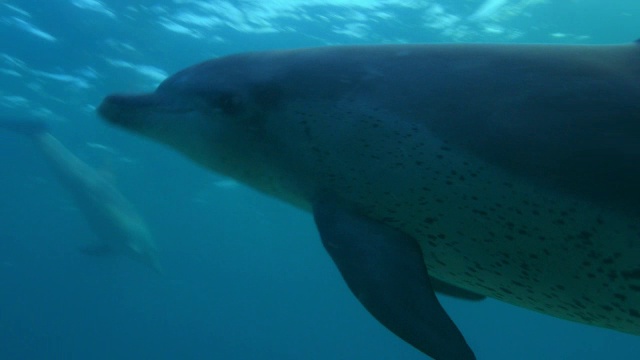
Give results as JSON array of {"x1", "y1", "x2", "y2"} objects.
[{"x1": 0, "y1": 117, "x2": 161, "y2": 273}]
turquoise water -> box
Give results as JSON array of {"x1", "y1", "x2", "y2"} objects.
[{"x1": 1, "y1": 1, "x2": 639, "y2": 358}]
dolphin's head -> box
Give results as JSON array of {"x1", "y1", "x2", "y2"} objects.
[
  {"x1": 112, "y1": 208, "x2": 164, "y2": 275},
  {"x1": 98, "y1": 54, "x2": 283, "y2": 178},
  {"x1": 128, "y1": 240, "x2": 163, "y2": 275}
]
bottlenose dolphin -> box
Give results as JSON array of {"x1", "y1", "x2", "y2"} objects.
[
  {"x1": 0, "y1": 118, "x2": 161, "y2": 273},
  {"x1": 98, "y1": 42, "x2": 640, "y2": 359}
]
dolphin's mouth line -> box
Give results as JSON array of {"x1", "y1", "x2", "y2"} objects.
[
  {"x1": 97, "y1": 93, "x2": 196, "y2": 123},
  {"x1": 147, "y1": 106, "x2": 195, "y2": 114}
]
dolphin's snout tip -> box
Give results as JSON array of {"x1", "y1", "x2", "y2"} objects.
[
  {"x1": 97, "y1": 95, "x2": 123, "y2": 123},
  {"x1": 97, "y1": 93, "x2": 160, "y2": 124}
]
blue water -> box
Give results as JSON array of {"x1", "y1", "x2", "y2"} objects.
[{"x1": 1, "y1": 1, "x2": 639, "y2": 359}]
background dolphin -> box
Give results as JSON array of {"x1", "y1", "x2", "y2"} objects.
[
  {"x1": 0, "y1": 117, "x2": 161, "y2": 273},
  {"x1": 98, "y1": 42, "x2": 640, "y2": 359}
]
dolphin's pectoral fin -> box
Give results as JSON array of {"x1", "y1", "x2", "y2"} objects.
[
  {"x1": 430, "y1": 277, "x2": 486, "y2": 301},
  {"x1": 312, "y1": 200, "x2": 475, "y2": 360},
  {"x1": 78, "y1": 244, "x2": 114, "y2": 256}
]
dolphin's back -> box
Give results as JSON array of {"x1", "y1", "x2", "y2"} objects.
[{"x1": 248, "y1": 44, "x2": 640, "y2": 214}]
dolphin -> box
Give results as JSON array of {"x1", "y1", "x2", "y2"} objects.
[
  {"x1": 0, "y1": 118, "x2": 161, "y2": 273},
  {"x1": 98, "y1": 42, "x2": 640, "y2": 359}
]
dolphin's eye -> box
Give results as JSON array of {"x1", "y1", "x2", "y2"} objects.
[{"x1": 217, "y1": 92, "x2": 243, "y2": 116}]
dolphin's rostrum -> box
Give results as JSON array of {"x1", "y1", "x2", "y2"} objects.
[{"x1": 99, "y1": 42, "x2": 640, "y2": 359}]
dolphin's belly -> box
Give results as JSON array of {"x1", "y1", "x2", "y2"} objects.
[
  {"x1": 383, "y1": 146, "x2": 639, "y2": 335},
  {"x1": 270, "y1": 99, "x2": 640, "y2": 335}
]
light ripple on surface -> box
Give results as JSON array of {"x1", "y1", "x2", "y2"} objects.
[
  {"x1": 70, "y1": 0, "x2": 117, "y2": 19},
  {"x1": 106, "y1": 58, "x2": 168, "y2": 84},
  {"x1": 11, "y1": 17, "x2": 57, "y2": 42},
  {"x1": 3, "y1": 3, "x2": 31, "y2": 17},
  {"x1": 31, "y1": 70, "x2": 92, "y2": 89}
]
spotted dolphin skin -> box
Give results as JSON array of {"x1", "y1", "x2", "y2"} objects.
[
  {"x1": 99, "y1": 42, "x2": 640, "y2": 359},
  {"x1": 0, "y1": 118, "x2": 161, "y2": 273}
]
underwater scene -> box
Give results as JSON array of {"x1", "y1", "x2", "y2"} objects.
[{"x1": 1, "y1": 1, "x2": 640, "y2": 359}]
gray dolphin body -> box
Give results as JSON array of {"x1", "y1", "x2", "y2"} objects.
[
  {"x1": 98, "y1": 42, "x2": 640, "y2": 359},
  {"x1": 0, "y1": 119, "x2": 161, "y2": 273}
]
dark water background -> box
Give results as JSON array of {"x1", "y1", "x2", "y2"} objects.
[{"x1": 0, "y1": 0, "x2": 639, "y2": 358}]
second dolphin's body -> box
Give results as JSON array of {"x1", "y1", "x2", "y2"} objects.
[{"x1": 1, "y1": 119, "x2": 161, "y2": 273}]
